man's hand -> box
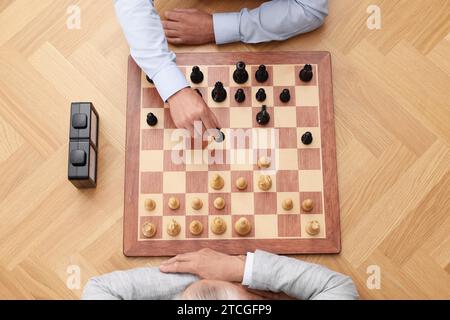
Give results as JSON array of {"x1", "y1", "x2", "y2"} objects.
[
  {"x1": 160, "y1": 248, "x2": 246, "y2": 283},
  {"x1": 168, "y1": 87, "x2": 219, "y2": 136},
  {"x1": 162, "y1": 8, "x2": 215, "y2": 45}
]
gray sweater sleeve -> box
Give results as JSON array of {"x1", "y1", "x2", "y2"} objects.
[
  {"x1": 82, "y1": 267, "x2": 198, "y2": 300},
  {"x1": 248, "y1": 250, "x2": 359, "y2": 300}
]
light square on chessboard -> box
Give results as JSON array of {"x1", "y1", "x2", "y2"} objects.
[
  {"x1": 298, "y1": 170, "x2": 323, "y2": 192},
  {"x1": 141, "y1": 71, "x2": 155, "y2": 88},
  {"x1": 296, "y1": 107, "x2": 319, "y2": 127},
  {"x1": 231, "y1": 193, "x2": 254, "y2": 214},
  {"x1": 208, "y1": 215, "x2": 232, "y2": 239},
  {"x1": 272, "y1": 65, "x2": 296, "y2": 86},
  {"x1": 252, "y1": 106, "x2": 274, "y2": 128},
  {"x1": 276, "y1": 170, "x2": 299, "y2": 192},
  {"x1": 163, "y1": 129, "x2": 186, "y2": 150},
  {"x1": 250, "y1": 65, "x2": 273, "y2": 86},
  {"x1": 295, "y1": 64, "x2": 318, "y2": 86},
  {"x1": 162, "y1": 216, "x2": 186, "y2": 240},
  {"x1": 163, "y1": 172, "x2": 186, "y2": 193},
  {"x1": 142, "y1": 129, "x2": 163, "y2": 150},
  {"x1": 231, "y1": 171, "x2": 253, "y2": 192},
  {"x1": 185, "y1": 193, "x2": 209, "y2": 215},
  {"x1": 208, "y1": 66, "x2": 230, "y2": 87},
  {"x1": 229, "y1": 87, "x2": 251, "y2": 107},
  {"x1": 139, "y1": 193, "x2": 163, "y2": 216},
  {"x1": 211, "y1": 107, "x2": 230, "y2": 128},
  {"x1": 298, "y1": 148, "x2": 321, "y2": 170},
  {"x1": 232, "y1": 215, "x2": 255, "y2": 238},
  {"x1": 276, "y1": 149, "x2": 299, "y2": 171},
  {"x1": 278, "y1": 214, "x2": 301, "y2": 238},
  {"x1": 300, "y1": 192, "x2": 323, "y2": 214},
  {"x1": 163, "y1": 194, "x2": 186, "y2": 216},
  {"x1": 300, "y1": 214, "x2": 325, "y2": 238},
  {"x1": 251, "y1": 86, "x2": 273, "y2": 107},
  {"x1": 208, "y1": 193, "x2": 231, "y2": 215},
  {"x1": 208, "y1": 171, "x2": 231, "y2": 193},
  {"x1": 273, "y1": 86, "x2": 296, "y2": 107},
  {"x1": 142, "y1": 88, "x2": 164, "y2": 108},
  {"x1": 274, "y1": 107, "x2": 297, "y2": 128},
  {"x1": 139, "y1": 216, "x2": 162, "y2": 240},
  {"x1": 230, "y1": 107, "x2": 253, "y2": 128},
  {"x1": 277, "y1": 192, "x2": 300, "y2": 214},
  {"x1": 141, "y1": 172, "x2": 163, "y2": 194},
  {"x1": 184, "y1": 65, "x2": 208, "y2": 87},
  {"x1": 140, "y1": 150, "x2": 163, "y2": 172},
  {"x1": 185, "y1": 215, "x2": 209, "y2": 238},
  {"x1": 295, "y1": 86, "x2": 319, "y2": 106},
  {"x1": 141, "y1": 108, "x2": 164, "y2": 129},
  {"x1": 252, "y1": 128, "x2": 278, "y2": 150},
  {"x1": 186, "y1": 171, "x2": 208, "y2": 193},
  {"x1": 297, "y1": 127, "x2": 321, "y2": 149},
  {"x1": 163, "y1": 150, "x2": 186, "y2": 171},
  {"x1": 207, "y1": 87, "x2": 230, "y2": 108},
  {"x1": 254, "y1": 215, "x2": 277, "y2": 239},
  {"x1": 254, "y1": 192, "x2": 277, "y2": 215},
  {"x1": 253, "y1": 171, "x2": 276, "y2": 193},
  {"x1": 278, "y1": 128, "x2": 298, "y2": 149}
]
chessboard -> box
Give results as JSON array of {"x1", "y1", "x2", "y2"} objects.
[{"x1": 123, "y1": 52, "x2": 340, "y2": 256}]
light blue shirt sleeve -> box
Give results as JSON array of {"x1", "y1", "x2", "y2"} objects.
[
  {"x1": 114, "y1": 0, "x2": 189, "y2": 102},
  {"x1": 213, "y1": 0, "x2": 328, "y2": 44}
]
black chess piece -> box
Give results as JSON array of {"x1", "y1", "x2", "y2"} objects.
[
  {"x1": 190, "y1": 66, "x2": 204, "y2": 84},
  {"x1": 212, "y1": 81, "x2": 227, "y2": 102},
  {"x1": 256, "y1": 105, "x2": 270, "y2": 125},
  {"x1": 280, "y1": 89, "x2": 291, "y2": 103},
  {"x1": 195, "y1": 88, "x2": 202, "y2": 97},
  {"x1": 301, "y1": 131, "x2": 313, "y2": 145},
  {"x1": 214, "y1": 128, "x2": 225, "y2": 143},
  {"x1": 234, "y1": 88, "x2": 246, "y2": 103},
  {"x1": 233, "y1": 61, "x2": 249, "y2": 84},
  {"x1": 146, "y1": 75, "x2": 153, "y2": 84},
  {"x1": 255, "y1": 88, "x2": 266, "y2": 102},
  {"x1": 255, "y1": 64, "x2": 269, "y2": 83},
  {"x1": 299, "y1": 64, "x2": 313, "y2": 82},
  {"x1": 146, "y1": 112, "x2": 158, "y2": 126}
]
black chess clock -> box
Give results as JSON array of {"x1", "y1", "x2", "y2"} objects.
[{"x1": 68, "y1": 102, "x2": 99, "y2": 188}]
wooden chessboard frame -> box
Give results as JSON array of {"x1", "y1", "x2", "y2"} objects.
[{"x1": 123, "y1": 52, "x2": 340, "y2": 256}]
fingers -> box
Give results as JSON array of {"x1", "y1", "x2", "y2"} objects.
[
  {"x1": 167, "y1": 37, "x2": 183, "y2": 45},
  {"x1": 164, "y1": 29, "x2": 179, "y2": 38},
  {"x1": 201, "y1": 108, "x2": 220, "y2": 130},
  {"x1": 173, "y1": 8, "x2": 199, "y2": 13},
  {"x1": 159, "y1": 261, "x2": 196, "y2": 274},
  {"x1": 161, "y1": 20, "x2": 178, "y2": 30},
  {"x1": 164, "y1": 10, "x2": 184, "y2": 21}
]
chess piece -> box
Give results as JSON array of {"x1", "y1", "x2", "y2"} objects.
[
  {"x1": 214, "y1": 128, "x2": 225, "y2": 143},
  {"x1": 195, "y1": 88, "x2": 202, "y2": 97},
  {"x1": 235, "y1": 177, "x2": 248, "y2": 190},
  {"x1": 233, "y1": 61, "x2": 249, "y2": 84},
  {"x1": 299, "y1": 64, "x2": 313, "y2": 82},
  {"x1": 145, "y1": 75, "x2": 153, "y2": 84},
  {"x1": 146, "y1": 112, "x2": 158, "y2": 126},
  {"x1": 142, "y1": 222, "x2": 157, "y2": 238},
  {"x1": 212, "y1": 81, "x2": 227, "y2": 103},
  {"x1": 168, "y1": 197, "x2": 180, "y2": 210},
  {"x1": 305, "y1": 220, "x2": 320, "y2": 236},
  {"x1": 234, "y1": 88, "x2": 246, "y2": 103},
  {"x1": 213, "y1": 197, "x2": 226, "y2": 210},
  {"x1": 258, "y1": 175, "x2": 272, "y2": 191},
  {"x1": 255, "y1": 88, "x2": 266, "y2": 102},
  {"x1": 210, "y1": 173, "x2": 224, "y2": 190},
  {"x1": 256, "y1": 105, "x2": 270, "y2": 125},
  {"x1": 302, "y1": 199, "x2": 314, "y2": 212},
  {"x1": 280, "y1": 89, "x2": 291, "y2": 103},
  {"x1": 255, "y1": 64, "x2": 269, "y2": 83},
  {"x1": 257, "y1": 156, "x2": 271, "y2": 169},
  {"x1": 191, "y1": 197, "x2": 203, "y2": 210},
  {"x1": 144, "y1": 198, "x2": 156, "y2": 211},
  {"x1": 211, "y1": 217, "x2": 227, "y2": 235},
  {"x1": 282, "y1": 198, "x2": 294, "y2": 211},
  {"x1": 189, "y1": 220, "x2": 203, "y2": 236},
  {"x1": 190, "y1": 66, "x2": 204, "y2": 84},
  {"x1": 234, "y1": 217, "x2": 252, "y2": 236},
  {"x1": 301, "y1": 131, "x2": 313, "y2": 145},
  {"x1": 167, "y1": 219, "x2": 181, "y2": 236}
]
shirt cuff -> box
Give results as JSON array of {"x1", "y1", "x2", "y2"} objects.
[
  {"x1": 212, "y1": 12, "x2": 241, "y2": 45},
  {"x1": 242, "y1": 252, "x2": 254, "y2": 286},
  {"x1": 152, "y1": 64, "x2": 189, "y2": 102}
]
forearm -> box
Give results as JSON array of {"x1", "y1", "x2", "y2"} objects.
[
  {"x1": 247, "y1": 250, "x2": 358, "y2": 300},
  {"x1": 114, "y1": 0, "x2": 188, "y2": 101},
  {"x1": 213, "y1": 0, "x2": 328, "y2": 44},
  {"x1": 82, "y1": 267, "x2": 198, "y2": 300}
]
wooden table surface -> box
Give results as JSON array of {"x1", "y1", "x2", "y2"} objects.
[{"x1": 0, "y1": 0, "x2": 448, "y2": 299}]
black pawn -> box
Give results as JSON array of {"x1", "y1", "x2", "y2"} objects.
[
  {"x1": 146, "y1": 75, "x2": 153, "y2": 84},
  {"x1": 234, "y1": 88, "x2": 246, "y2": 103},
  {"x1": 301, "y1": 131, "x2": 313, "y2": 145},
  {"x1": 212, "y1": 81, "x2": 227, "y2": 103},
  {"x1": 256, "y1": 105, "x2": 270, "y2": 125},
  {"x1": 233, "y1": 61, "x2": 249, "y2": 84},
  {"x1": 255, "y1": 88, "x2": 266, "y2": 102},
  {"x1": 299, "y1": 64, "x2": 313, "y2": 82},
  {"x1": 146, "y1": 112, "x2": 158, "y2": 126},
  {"x1": 255, "y1": 64, "x2": 269, "y2": 83},
  {"x1": 280, "y1": 89, "x2": 291, "y2": 103},
  {"x1": 214, "y1": 128, "x2": 225, "y2": 143},
  {"x1": 190, "y1": 66, "x2": 204, "y2": 84}
]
